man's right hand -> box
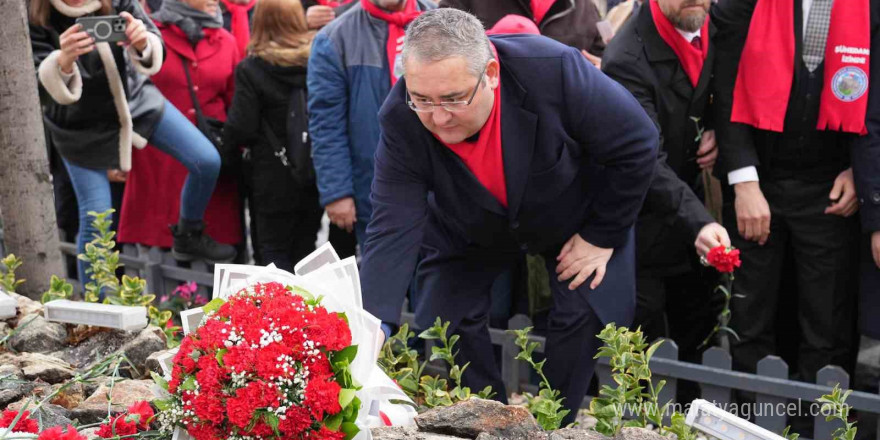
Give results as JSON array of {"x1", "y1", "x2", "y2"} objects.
[
  {"x1": 306, "y1": 5, "x2": 336, "y2": 29},
  {"x1": 58, "y1": 24, "x2": 95, "y2": 74},
  {"x1": 327, "y1": 197, "x2": 356, "y2": 233},
  {"x1": 734, "y1": 181, "x2": 771, "y2": 245}
]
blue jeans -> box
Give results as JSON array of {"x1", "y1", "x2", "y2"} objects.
[{"x1": 64, "y1": 101, "x2": 221, "y2": 283}]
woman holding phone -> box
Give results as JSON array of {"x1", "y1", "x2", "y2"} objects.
[{"x1": 29, "y1": 0, "x2": 236, "y2": 284}]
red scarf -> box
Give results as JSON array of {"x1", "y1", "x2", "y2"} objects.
[
  {"x1": 220, "y1": 0, "x2": 256, "y2": 56},
  {"x1": 530, "y1": 0, "x2": 555, "y2": 24},
  {"x1": 436, "y1": 69, "x2": 507, "y2": 207},
  {"x1": 731, "y1": 0, "x2": 870, "y2": 134},
  {"x1": 649, "y1": 0, "x2": 709, "y2": 87},
  {"x1": 318, "y1": 0, "x2": 353, "y2": 6},
  {"x1": 360, "y1": 0, "x2": 421, "y2": 86}
]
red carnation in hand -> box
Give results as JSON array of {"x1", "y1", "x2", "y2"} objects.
[
  {"x1": 127, "y1": 401, "x2": 154, "y2": 430},
  {"x1": 37, "y1": 425, "x2": 87, "y2": 440},
  {"x1": 95, "y1": 414, "x2": 138, "y2": 438},
  {"x1": 706, "y1": 246, "x2": 741, "y2": 273},
  {"x1": 0, "y1": 409, "x2": 39, "y2": 433}
]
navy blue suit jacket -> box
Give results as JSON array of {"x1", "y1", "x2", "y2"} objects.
[{"x1": 360, "y1": 34, "x2": 659, "y2": 327}]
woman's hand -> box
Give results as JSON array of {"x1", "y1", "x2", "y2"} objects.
[
  {"x1": 58, "y1": 24, "x2": 95, "y2": 74},
  {"x1": 119, "y1": 11, "x2": 148, "y2": 52}
]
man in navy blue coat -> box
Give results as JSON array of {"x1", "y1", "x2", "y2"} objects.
[{"x1": 359, "y1": 8, "x2": 658, "y2": 419}]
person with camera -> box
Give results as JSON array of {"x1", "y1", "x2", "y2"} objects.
[
  {"x1": 221, "y1": 0, "x2": 323, "y2": 271},
  {"x1": 29, "y1": 0, "x2": 236, "y2": 284},
  {"x1": 116, "y1": 0, "x2": 244, "y2": 261}
]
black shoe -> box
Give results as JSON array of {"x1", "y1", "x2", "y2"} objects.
[{"x1": 170, "y1": 221, "x2": 237, "y2": 263}]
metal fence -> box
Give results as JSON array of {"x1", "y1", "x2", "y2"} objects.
[{"x1": 59, "y1": 242, "x2": 880, "y2": 440}]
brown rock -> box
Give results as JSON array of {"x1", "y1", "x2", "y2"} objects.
[
  {"x1": 416, "y1": 398, "x2": 542, "y2": 440},
  {"x1": 0, "y1": 352, "x2": 75, "y2": 384},
  {"x1": 70, "y1": 379, "x2": 156, "y2": 423},
  {"x1": 372, "y1": 425, "x2": 473, "y2": 440}
]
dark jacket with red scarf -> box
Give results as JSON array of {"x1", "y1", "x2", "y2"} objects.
[
  {"x1": 118, "y1": 23, "x2": 243, "y2": 247},
  {"x1": 602, "y1": 3, "x2": 716, "y2": 275},
  {"x1": 439, "y1": 0, "x2": 605, "y2": 55},
  {"x1": 711, "y1": 0, "x2": 880, "y2": 336}
]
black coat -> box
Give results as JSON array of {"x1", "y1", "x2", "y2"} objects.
[
  {"x1": 222, "y1": 57, "x2": 318, "y2": 211},
  {"x1": 30, "y1": 0, "x2": 165, "y2": 170},
  {"x1": 360, "y1": 35, "x2": 659, "y2": 327},
  {"x1": 711, "y1": 0, "x2": 880, "y2": 336},
  {"x1": 439, "y1": 0, "x2": 605, "y2": 56},
  {"x1": 602, "y1": 4, "x2": 715, "y2": 275}
]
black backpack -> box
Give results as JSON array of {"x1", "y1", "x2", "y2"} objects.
[{"x1": 261, "y1": 88, "x2": 315, "y2": 186}]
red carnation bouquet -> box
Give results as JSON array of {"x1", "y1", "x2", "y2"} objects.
[{"x1": 152, "y1": 282, "x2": 360, "y2": 440}]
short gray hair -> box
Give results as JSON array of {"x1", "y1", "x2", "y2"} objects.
[{"x1": 402, "y1": 8, "x2": 493, "y2": 78}]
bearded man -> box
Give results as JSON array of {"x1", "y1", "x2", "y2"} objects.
[
  {"x1": 359, "y1": 8, "x2": 658, "y2": 422},
  {"x1": 601, "y1": 0, "x2": 728, "y2": 398}
]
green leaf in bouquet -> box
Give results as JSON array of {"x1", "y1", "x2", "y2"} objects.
[
  {"x1": 180, "y1": 376, "x2": 197, "y2": 391},
  {"x1": 338, "y1": 388, "x2": 357, "y2": 409},
  {"x1": 332, "y1": 345, "x2": 359, "y2": 366},
  {"x1": 216, "y1": 349, "x2": 227, "y2": 367},
  {"x1": 150, "y1": 371, "x2": 168, "y2": 391},
  {"x1": 289, "y1": 285, "x2": 315, "y2": 301},
  {"x1": 337, "y1": 312, "x2": 349, "y2": 324},
  {"x1": 203, "y1": 298, "x2": 226, "y2": 315},
  {"x1": 263, "y1": 412, "x2": 280, "y2": 435},
  {"x1": 324, "y1": 412, "x2": 343, "y2": 431},
  {"x1": 153, "y1": 398, "x2": 173, "y2": 411},
  {"x1": 342, "y1": 396, "x2": 361, "y2": 421},
  {"x1": 341, "y1": 422, "x2": 360, "y2": 440}
]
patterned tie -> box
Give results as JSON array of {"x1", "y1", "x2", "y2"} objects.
[
  {"x1": 803, "y1": 0, "x2": 834, "y2": 72},
  {"x1": 691, "y1": 35, "x2": 702, "y2": 51}
]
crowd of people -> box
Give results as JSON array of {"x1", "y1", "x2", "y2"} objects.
[{"x1": 27, "y1": 0, "x2": 880, "y2": 424}]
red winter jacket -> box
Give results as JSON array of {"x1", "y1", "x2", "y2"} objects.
[{"x1": 118, "y1": 24, "x2": 243, "y2": 248}]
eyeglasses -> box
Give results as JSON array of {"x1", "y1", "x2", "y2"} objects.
[{"x1": 406, "y1": 66, "x2": 487, "y2": 113}]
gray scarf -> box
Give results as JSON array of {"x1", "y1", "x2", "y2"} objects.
[{"x1": 152, "y1": 0, "x2": 223, "y2": 44}]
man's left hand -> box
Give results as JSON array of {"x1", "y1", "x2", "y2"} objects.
[
  {"x1": 696, "y1": 129, "x2": 717, "y2": 171},
  {"x1": 556, "y1": 233, "x2": 613, "y2": 290},
  {"x1": 120, "y1": 12, "x2": 148, "y2": 52},
  {"x1": 824, "y1": 167, "x2": 859, "y2": 217},
  {"x1": 872, "y1": 231, "x2": 880, "y2": 269}
]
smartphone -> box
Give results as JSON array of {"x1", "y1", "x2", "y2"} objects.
[{"x1": 75, "y1": 15, "x2": 127, "y2": 44}]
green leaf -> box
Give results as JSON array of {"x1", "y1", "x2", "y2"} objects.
[
  {"x1": 341, "y1": 422, "x2": 360, "y2": 440},
  {"x1": 324, "y1": 412, "x2": 343, "y2": 431},
  {"x1": 264, "y1": 412, "x2": 280, "y2": 434},
  {"x1": 290, "y1": 285, "x2": 314, "y2": 301},
  {"x1": 203, "y1": 298, "x2": 226, "y2": 315},
  {"x1": 180, "y1": 376, "x2": 196, "y2": 391},
  {"x1": 338, "y1": 388, "x2": 356, "y2": 409},
  {"x1": 332, "y1": 345, "x2": 359, "y2": 365},
  {"x1": 153, "y1": 398, "x2": 172, "y2": 412},
  {"x1": 150, "y1": 371, "x2": 168, "y2": 391},
  {"x1": 215, "y1": 349, "x2": 227, "y2": 367}
]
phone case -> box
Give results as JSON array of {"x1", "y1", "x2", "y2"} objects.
[{"x1": 75, "y1": 15, "x2": 127, "y2": 43}]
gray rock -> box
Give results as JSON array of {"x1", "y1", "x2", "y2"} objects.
[
  {"x1": 51, "y1": 328, "x2": 133, "y2": 369},
  {"x1": 0, "y1": 364, "x2": 21, "y2": 377},
  {"x1": 0, "y1": 371, "x2": 34, "y2": 408},
  {"x1": 8, "y1": 313, "x2": 68, "y2": 353},
  {"x1": 613, "y1": 427, "x2": 666, "y2": 440},
  {"x1": 120, "y1": 326, "x2": 166, "y2": 375},
  {"x1": 0, "y1": 322, "x2": 9, "y2": 336},
  {"x1": 416, "y1": 398, "x2": 542, "y2": 440},
  {"x1": 27, "y1": 404, "x2": 73, "y2": 429},
  {"x1": 78, "y1": 427, "x2": 100, "y2": 440},
  {"x1": 52, "y1": 326, "x2": 166, "y2": 377},
  {"x1": 371, "y1": 426, "x2": 472, "y2": 440},
  {"x1": 550, "y1": 428, "x2": 609, "y2": 440},
  {"x1": 144, "y1": 349, "x2": 171, "y2": 376}
]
